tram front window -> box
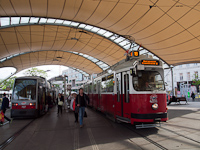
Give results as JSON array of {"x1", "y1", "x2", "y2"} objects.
[
  {"x1": 132, "y1": 71, "x2": 165, "y2": 91},
  {"x1": 13, "y1": 79, "x2": 37, "y2": 100}
]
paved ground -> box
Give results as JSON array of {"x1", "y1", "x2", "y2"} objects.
[{"x1": 0, "y1": 102, "x2": 200, "y2": 150}]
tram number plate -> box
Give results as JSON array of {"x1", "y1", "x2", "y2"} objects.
[
  {"x1": 154, "y1": 118, "x2": 161, "y2": 121},
  {"x1": 21, "y1": 106, "x2": 26, "y2": 109}
]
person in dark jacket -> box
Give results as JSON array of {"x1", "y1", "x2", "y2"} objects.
[
  {"x1": 47, "y1": 92, "x2": 52, "y2": 110},
  {"x1": 76, "y1": 88, "x2": 90, "y2": 128},
  {"x1": 56, "y1": 93, "x2": 64, "y2": 116},
  {"x1": 1, "y1": 93, "x2": 11, "y2": 124},
  {"x1": 191, "y1": 92, "x2": 195, "y2": 101}
]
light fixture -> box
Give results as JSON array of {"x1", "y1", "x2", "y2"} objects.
[
  {"x1": 56, "y1": 56, "x2": 62, "y2": 59},
  {"x1": 53, "y1": 59, "x2": 59, "y2": 61},
  {"x1": 71, "y1": 37, "x2": 78, "y2": 40}
]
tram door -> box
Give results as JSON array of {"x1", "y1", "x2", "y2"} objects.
[
  {"x1": 122, "y1": 71, "x2": 130, "y2": 118},
  {"x1": 116, "y1": 72, "x2": 130, "y2": 118},
  {"x1": 97, "y1": 80, "x2": 101, "y2": 110},
  {"x1": 116, "y1": 73, "x2": 123, "y2": 117}
]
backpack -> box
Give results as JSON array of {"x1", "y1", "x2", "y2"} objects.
[
  {"x1": 0, "y1": 111, "x2": 4, "y2": 123},
  {"x1": 73, "y1": 100, "x2": 76, "y2": 111}
]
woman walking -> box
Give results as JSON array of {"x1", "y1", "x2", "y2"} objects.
[
  {"x1": 56, "y1": 93, "x2": 64, "y2": 116},
  {"x1": 70, "y1": 92, "x2": 78, "y2": 123}
]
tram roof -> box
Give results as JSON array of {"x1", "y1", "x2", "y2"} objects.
[{"x1": 1, "y1": 0, "x2": 200, "y2": 75}]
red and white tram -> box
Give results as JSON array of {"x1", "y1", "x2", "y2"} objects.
[{"x1": 85, "y1": 56, "x2": 168, "y2": 127}]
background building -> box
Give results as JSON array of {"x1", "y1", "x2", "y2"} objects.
[
  {"x1": 62, "y1": 68, "x2": 96, "y2": 92},
  {"x1": 165, "y1": 63, "x2": 200, "y2": 99}
]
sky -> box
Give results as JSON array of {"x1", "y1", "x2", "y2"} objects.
[{"x1": 0, "y1": 65, "x2": 69, "y2": 80}]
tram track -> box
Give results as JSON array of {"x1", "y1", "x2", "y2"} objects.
[
  {"x1": 160, "y1": 126, "x2": 200, "y2": 145},
  {"x1": 89, "y1": 107, "x2": 169, "y2": 149},
  {"x1": 122, "y1": 124, "x2": 168, "y2": 150},
  {"x1": 0, "y1": 119, "x2": 34, "y2": 150}
]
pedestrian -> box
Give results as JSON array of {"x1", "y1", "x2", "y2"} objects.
[
  {"x1": 68, "y1": 93, "x2": 74, "y2": 106},
  {"x1": 56, "y1": 93, "x2": 64, "y2": 116},
  {"x1": 1, "y1": 93, "x2": 12, "y2": 124},
  {"x1": 191, "y1": 92, "x2": 195, "y2": 101},
  {"x1": 70, "y1": 93, "x2": 78, "y2": 123},
  {"x1": 46, "y1": 92, "x2": 52, "y2": 111},
  {"x1": 76, "y1": 88, "x2": 90, "y2": 128}
]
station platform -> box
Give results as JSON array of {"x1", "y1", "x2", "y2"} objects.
[{"x1": 0, "y1": 102, "x2": 200, "y2": 150}]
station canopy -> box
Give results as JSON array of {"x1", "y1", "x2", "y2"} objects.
[{"x1": 1, "y1": 0, "x2": 200, "y2": 75}]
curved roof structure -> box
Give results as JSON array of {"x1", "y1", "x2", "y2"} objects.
[
  {"x1": 1, "y1": 0, "x2": 200, "y2": 74},
  {"x1": 0, "y1": 50, "x2": 102, "y2": 75},
  {"x1": 0, "y1": 24, "x2": 126, "y2": 73}
]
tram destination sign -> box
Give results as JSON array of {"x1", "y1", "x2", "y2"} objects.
[{"x1": 141, "y1": 60, "x2": 160, "y2": 66}]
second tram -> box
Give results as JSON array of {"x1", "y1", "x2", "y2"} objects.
[{"x1": 11, "y1": 76, "x2": 50, "y2": 118}]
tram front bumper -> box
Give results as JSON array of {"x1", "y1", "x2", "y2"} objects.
[
  {"x1": 131, "y1": 112, "x2": 168, "y2": 123},
  {"x1": 11, "y1": 109, "x2": 38, "y2": 118}
]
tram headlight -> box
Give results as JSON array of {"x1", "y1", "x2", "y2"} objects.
[{"x1": 152, "y1": 103, "x2": 158, "y2": 110}]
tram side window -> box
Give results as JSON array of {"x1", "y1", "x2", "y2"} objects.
[
  {"x1": 93, "y1": 81, "x2": 97, "y2": 94},
  {"x1": 84, "y1": 85, "x2": 88, "y2": 93},
  {"x1": 88, "y1": 83, "x2": 92, "y2": 93},
  {"x1": 101, "y1": 77, "x2": 107, "y2": 93},
  {"x1": 107, "y1": 74, "x2": 114, "y2": 92}
]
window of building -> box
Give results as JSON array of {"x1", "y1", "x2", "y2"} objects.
[
  {"x1": 180, "y1": 73, "x2": 183, "y2": 81},
  {"x1": 195, "y1": 71, "x2": 198, "y2": 79},
  {"x1": 187, "y1": 72, "x2": 190, "y2": 81},
  {"x1": 186, "y1": 64, "x2": 190, "y2": 67}
]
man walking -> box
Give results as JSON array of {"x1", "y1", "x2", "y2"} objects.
[
  {"x1": 191, "y1": 92, "x2": 195, "y2": 101},
  {"x1": 76, "y1": 88, "x2": 89, "y2": 128},
  {"x1": 1, "y1": 93, "x2": 12, "y2": 124}
]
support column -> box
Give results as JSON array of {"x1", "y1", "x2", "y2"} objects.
[{"x1": 170, "y1": 67, "x2": 174, "y2": 96}]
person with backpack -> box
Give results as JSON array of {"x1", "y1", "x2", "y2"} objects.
[
  {"x1": 76, "y1": 88, "x2": 90, "y2": 128},
  {"x1": 1, "y1": 93, "x2": 12, "y2": 124},
  {"x1": 70, "y1": 92, "x2": 78, "y2": 123}
]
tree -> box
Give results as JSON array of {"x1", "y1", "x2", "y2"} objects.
[
  {"x1": 24, "y1": 68, "x2": 48, "y2": 78},
  {"x1": 53, "y1": 84, "x2": 60, "y2": 88},
  {"x1": 192, "y1": 73, "x2": 200, "y2": 92},
  {"x1": 0, "y1": 76, "x2": 16, "y2": 90}
]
